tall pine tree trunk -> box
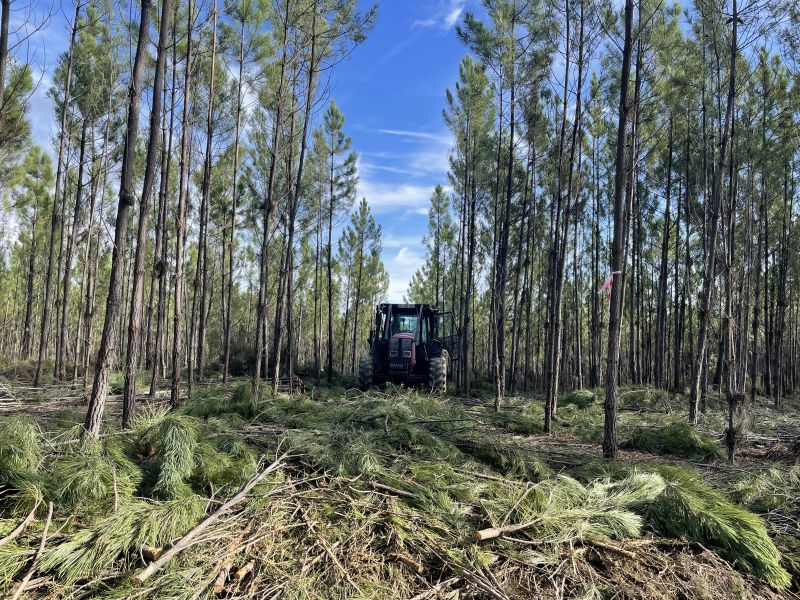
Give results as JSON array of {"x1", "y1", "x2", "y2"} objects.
[
  {"x1": 150, "y1": 12, "x2": 178, "y2": 395},
  {"x1": 655, "y1": 119, "x2": 673, "y2": 389},
  {"x1": 56, "y1": 122, "x2": 87, "y2": 381},
  {"x1": 223, "y1": 17, "x2": 245, "y2": 384},
  {"x1": 603, "y1": 0, "x2": 634, "y2": 459},
  {"x1": 122, "y1": 0, "x2": 171, "y2": 426},
  {"x1": 170, "y1": 0, "x2": 195, "y2": 409},
  {"x1": 190, "y1": 0, "x2": 217, "y2": 392},
  {"x1": 690, "y1": 0, "x2": 737, "y2": 425},
  {"x1": 84, "y1": 0, "x2": 153, "y2": 438},
  {"x1": 253, "y1": 0, "x2": 289, "y2": 402}
]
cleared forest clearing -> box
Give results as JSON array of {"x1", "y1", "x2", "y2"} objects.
[{"x1": 1, "y1": 376, "x2": 798, "y2": 599}]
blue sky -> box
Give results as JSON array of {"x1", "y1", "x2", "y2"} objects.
[
  {"x1": 335, "y1": 0, "x2": 471, "y2": 299},
  {"x1": 22, "y1": 0, "x2": 475, "y2": 301}
]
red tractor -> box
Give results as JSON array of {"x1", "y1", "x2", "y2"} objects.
[{"x1": 358, "y1": 303, "x2": 457, "y2": 392}]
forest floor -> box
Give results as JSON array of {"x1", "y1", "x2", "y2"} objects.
[{"x1": 1, "y1": 366, "x2": 799, "y2": 599}]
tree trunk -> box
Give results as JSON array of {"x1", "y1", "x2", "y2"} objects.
[
  {"x1": 603, "y1": 0, "x2": 634, "y2": 460},
  {"x1": 190, "y1": 0, "x2": 218, "y2": 393},
  {"x1": 150, "y1": 10, "x2": 178, "y2": 395},
  {"x1": 493, "y1": 11, "x2": 518, "y2": 412},
  {"x1": 121, "y1": 0, "x2": 171, "y2": 426},
  {"x1": 284, "y1": 6, "x2": 317, "y2": 395},
  {"x1": 56, "y1": 121, "x2": 87, "y2": 382},
  {"x1": 689, "y1": 0, "x2": 737, "y2": 425},
  {"x1": 545, "y1": 0, "x2": 584, "y2": 427},
  {"x1": 270, "y1": 69, "x2": 298, "y2": 393},
  {"x1": 83, "y1": 0, "x2": 153, "y2": 438},
  {"x1": 223, "y1": 17, "x2": 245, "y2": 384},
  {"x1": 773, "y1": 161, "x2": 789, "y2": 408},
  {"x1": 170, "y1": 0, "x2": 195, "y2": 409},
  {"x1": 21, "y1": 191, "x2": 39, "y2": 359},
  {"x1": 0, "y1": 0, "x2": 10, "y2": 115},
  {"x1": 253, "y1": 0, "x2": 289, "y2": 402},
  {"x1": 655, "y1": 118, "x2": 673, "y2": 389}
]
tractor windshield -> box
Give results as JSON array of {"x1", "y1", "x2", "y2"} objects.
[{"x1": 389, "y1": 314, "x2": 418, "y2": 336}]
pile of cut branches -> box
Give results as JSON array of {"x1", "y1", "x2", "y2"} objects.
[{"x1": 0, "y1": 384, "x2": 795, "y2": 598}]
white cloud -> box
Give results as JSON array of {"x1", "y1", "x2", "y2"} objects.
[
  {"x1": 365, "y1": 129, "x2": 452, "y2": 180},
  {"x1": 357, "y1": 178, "x2": 433, "y2": 213},
  {"x1": 443, "y1": 7, "x2": 464, "y2": 29},
  {"x1": 383, "y1": 233, "x2": 428, "y2": 249},
  {"x1": 408, "y1": 149, "x2": 450, "y2": 176},
  {"x1": 359, "y1": 161, "x2": 419, "y2": 177},
  {"x1": 413, "y1": 0, "x2": 466, "y2": 30},
  {"x1": 413, "y1": 17, "x2": 436, "y2": 28},
  {"x1": 385, "y1": 246, "x2": 424, "y2": 301},
  {"x1": 378, "y1": 129, "x2": 450, "y2": 144}
]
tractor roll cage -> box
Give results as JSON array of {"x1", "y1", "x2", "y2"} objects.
[{"x1": 369, "y1": 303, "x2": 457, "y2": 360}]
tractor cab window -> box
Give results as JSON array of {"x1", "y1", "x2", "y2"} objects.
[{"x1": 390, "y1": 314, "x2": 418, "y2": 336}]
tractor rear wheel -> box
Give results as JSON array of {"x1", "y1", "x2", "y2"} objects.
[
  {"x1": 358, "y1": 355, "x2": 373, "y2": 390},
  {"x1": 430, "y1": 352, "x2": 447, "y2": 394}
]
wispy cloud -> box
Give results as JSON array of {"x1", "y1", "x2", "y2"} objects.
[
  {"x1": 378, "y1": 29, "x2": 423, "y2": 65},
  {"x1": 357, "y1": 179, "x2": 433, "y2": 214},
  {"x1": 386, "y1": 247, "x2": 425, "y2": 300},
  {"x1": 383, "y1": 233, "x2": 429, "y2": 249},
  {"x1": 359, "y1": 161, "x2": 419, "y2": 177},
  {"x1": 443, "y1": 6, "x2": 464, "y2": 28},
  {"x1": 413, "y1": 0, "x2": 466, "y2": 30},
  {"x1": 378, "y1": 129, "x2": 451, "y2": 144}
]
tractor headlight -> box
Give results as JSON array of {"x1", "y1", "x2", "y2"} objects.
[{"x1": 403, "y1": 350, "x2": 412, "y2": 357}]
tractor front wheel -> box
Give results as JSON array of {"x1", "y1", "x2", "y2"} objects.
[
  {"x1": 358, "y1": 355, "x2": 373, "y2": 390},
  {"x1": 430, "y1": 353, "x2": 447, "y2": 394}
]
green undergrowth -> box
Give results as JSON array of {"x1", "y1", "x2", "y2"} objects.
[
  {"x1": 622, "y1": 421, "x2": 724, "y2": 461},
  {"x1": 647, "y1": 466, "x2": 791, "y2": 588},
  {"x1": 562, "y1": 388, "x2": 599, "y2": 408},
  {"x1": 0, "y1": 393, "x2": 259, "y2": 589},
  {"x1": 731, "y1": 466, "x2": 800, "y2": 585},
  {"x1": 249, "y1": 387, "x2": 790, "y2": 587},
  {"x1": 0, "y1": 383, "x2": 794, "y2": 596},
  {"x1": 558, "y1": 388, "x2": 727, "y2": 462}
]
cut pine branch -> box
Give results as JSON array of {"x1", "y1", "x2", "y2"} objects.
[
  {"x1": 475, "y1": 518, "x2": 542, "y2": 541},
  {"x1": 0, "y1": 498, "x2": 41, "y2": 546},
  {"x1": 10, "y1": 501, "x2": 53, "y2": 600},
  {"x1": 132, "y1": 452, "x2": 289, "y2": 585}
]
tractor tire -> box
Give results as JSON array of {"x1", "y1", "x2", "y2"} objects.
[
  {"x1": 430, "y1": 352, "x2": 447, "y2": 394},
  {"x1": 358, "y1": 355, "x2": 373, "y2": 391}
]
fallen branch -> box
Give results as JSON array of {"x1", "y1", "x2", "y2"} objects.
[
  {"x1": 389, "y1": 552, "x2": 424, "y2": 574},
  {"x1": 409, "y1": 576, "x2": 459, "y2": 600},
  {"x1": 553, "y1": 415, "x2": 572, "y2": 427},
  {"x1": 232, "y1": 560, "x2": 254, "y2": 581},
  {"x1": 475, "y1": 518, "x2": 541, "y2": 541},
  {"x1": 141, "y1": 545, "x2": 163, "y2": 562},
  {"x1": 371, "y1": 481, "x2": 415, "y2": 498},
  {"x1": 11, "y1": 501, "x2": 53, "y2": 600},
  {"x1": 132, "y1": 452, "x2": 289, "y2": 585},
  {"x1": 211, "y1": 523, "x2": 253, "y2": 594},
  {"x1": 304, "y1": 513, "x2": 363, "y2": 595},
  {"x1": 0, "y1": 498, "x2": 42, "y2": 546}
]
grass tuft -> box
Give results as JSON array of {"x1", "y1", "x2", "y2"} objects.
[
  {"x1": 622, "y1": 421, "x2": 724, "y2": 461},
  {"x1": 562, "y1": 389, "x2": 598, "y2": 409}
]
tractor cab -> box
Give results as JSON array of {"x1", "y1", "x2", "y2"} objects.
[{"x1": 359, "y1": 303, "x2": 457, "y2": 391}]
